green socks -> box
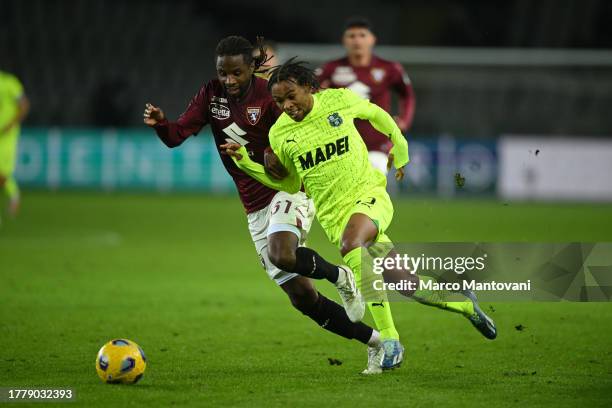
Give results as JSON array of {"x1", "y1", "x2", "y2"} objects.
[
  {"x1": 5, "y1": 176, "x2": 19, "y2": 201},
  {"x1": 411, "y1": 276, "x2": 473, "y2": 316},
  {"x1": 343, "y1": 247, "x2": 400, "y2": 340}
]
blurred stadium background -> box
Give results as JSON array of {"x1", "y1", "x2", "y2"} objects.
[{"x1": 2, "y1": 0, "x2": 612, "y2": 200}]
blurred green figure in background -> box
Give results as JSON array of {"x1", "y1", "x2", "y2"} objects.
[{"x1": 0, "y1": 70, "x2": 29, "y2": 219}]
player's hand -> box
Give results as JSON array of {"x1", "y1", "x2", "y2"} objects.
[
  {"x1": 143, "y1": 103, "x2": 165, "y2": 126},
  {"x1": 387, "y1": 153, "x2": 405, "y2": 181},
  {"x1": 264, "y1": 147, "x2": 289, "y2": 180},
  {"x1": 220, "y1": 142, "x2": 243, "y2": 160},
  {"x1": 394, "y1": 166, "x2": 405, "y2": 181}
]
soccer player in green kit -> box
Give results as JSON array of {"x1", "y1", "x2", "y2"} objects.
[
  {"x1": 222, "y1": 59, "x2": 496, "y2": 367},
  {"x1": 0, "y1": 70, "x2": 30, "y2": 220}
]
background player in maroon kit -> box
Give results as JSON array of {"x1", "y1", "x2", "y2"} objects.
[
  {"x1": 142, "y1": 36, "x2": 387, "y2": 373},
  {"x1": 316, "y1": 17, "x2": 415, "y2": 349},
  {"x1": 317, "y1": 16, "x2": 416, "y2": 175}
]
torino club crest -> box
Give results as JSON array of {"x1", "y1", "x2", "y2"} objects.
[
  {"x1": 247, "y1": 107, "x2": 261, "y2": 125},
  {"x1": 371, "y1": 68, "x2": 386, "y2": 83}
]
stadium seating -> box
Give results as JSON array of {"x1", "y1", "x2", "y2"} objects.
[{"x1": 2, "y1": 0, "x2": 611, "y2": 137}]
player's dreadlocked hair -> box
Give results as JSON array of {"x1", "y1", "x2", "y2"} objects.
[
  {"x1": 267, "y1": 57, "x2": 320, "y2": 91},
  {"x1": 215, "y1": 35, "x2": 271, "y2": 72}
]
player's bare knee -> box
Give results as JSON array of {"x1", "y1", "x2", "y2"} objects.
[
  {"x1": 0, "y1": 175, "x2": 6, "y2": 187},
  {"x1": 268, "y1": 231, "x2": 299, "y2": 271},
  {"x1": 269, "y1": 247, "x2": 296, "y2": 272}
]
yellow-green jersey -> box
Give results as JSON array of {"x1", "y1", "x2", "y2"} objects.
[
  {"x1": 232, "y1": 88, "x2": 408, "y2": 242},
  {"x1": 0, "y1": 71, "x2": 25, "y2": 177},
  {"x1": 0, "y1": 71, "x2": 24, "y2": 135}
]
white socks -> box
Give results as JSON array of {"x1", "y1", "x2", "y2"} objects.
[{"x1": 367, "y1": 330, "x2": 381, "y2": 347}]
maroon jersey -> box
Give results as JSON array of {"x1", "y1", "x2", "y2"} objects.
[
  {"x1": 317, "y1": 55, "x2": 415, "y2": 153},
  {"x1": 153, "y1": 76, "x2": 280, "y2": 213}
]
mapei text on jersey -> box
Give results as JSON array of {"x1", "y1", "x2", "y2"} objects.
[{"x1": 298, "y1": 136, "x2": 349, "y2": 170}]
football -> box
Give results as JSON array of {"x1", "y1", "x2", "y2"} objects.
[{"x1": 95, "y1": 339, "x2": 147, "y2": 384}]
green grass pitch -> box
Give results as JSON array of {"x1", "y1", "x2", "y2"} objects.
[{"x1": 1, "y1": 192, "x2": 611, "y2": 407}]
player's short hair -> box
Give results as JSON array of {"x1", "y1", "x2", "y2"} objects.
[
  {"x1": 343, "y1": 16, "x2": 374, "y2": 32},
  {"x1": 215, "y1": 35, "x2": 270, "y2": 72},
  {"x1": 267, "y1": 57, "x2": 320, "y2": 91}
]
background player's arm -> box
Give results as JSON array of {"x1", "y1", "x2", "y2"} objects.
[
  {"x1": 221, "y1": 143, "x2": 301, "y2": 194},
  {"x1": 390, "y1": 63, "x2": 415, "y2": 132},
  {"x1": 143, "y1": 87, "x2": 208, "y2": 148}
]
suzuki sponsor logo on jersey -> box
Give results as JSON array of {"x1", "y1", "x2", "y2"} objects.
[
  {"x1": 298, "y1": 136, "x2": 349, "y2": 170},
  {"x1": 331, "y1": 66, "x2": 356, "y2": 85},
  {"x1": 371, "y1": 68, "x2": 386, "y2": 83},
  {"x1": 348, "y1": 81, "x2": 371, "y2": 99},
  {"x1": 246, "y1": 107, "x2": 261, "y2": 125},
  {"x1": 210, "y1": 102, "x2": 230, "y2": 120}
]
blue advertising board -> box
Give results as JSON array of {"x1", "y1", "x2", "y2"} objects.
[{"x1": 15, "y1": 128, "x2": 497, "y2": 195}]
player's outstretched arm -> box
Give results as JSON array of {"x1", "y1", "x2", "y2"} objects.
[
  {"x1": 358, "y1": 102, "x2": 408, "y2": 167},
  {"x1": 143, "y1": 88, "x2": 208, "y2": 148},
  {"x1": 144, "y1": 102, "x2": 184, "y2": 147},
  {"x1": 220, "y1": 143, "x2": 301, "y2": 194},
  {"x1": 264, "y1": 147, "x2": 290, "y2": 180},
  {"x1": 348, "y1": 90, "x2": 409, "y2": 180},
  {"x1": 143, "y1": 103, "x2": 165, "y2": 126},
  {"x1": 391, "y1": 63, "x2": 416, "y2": 132}
]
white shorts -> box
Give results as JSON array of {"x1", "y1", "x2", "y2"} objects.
[
  {"x1": 247, "y1": 191, "x2": 315, "y2": 285},
  {"x1": 369, "y1": 151, "x2": 389, "y2": 175}
]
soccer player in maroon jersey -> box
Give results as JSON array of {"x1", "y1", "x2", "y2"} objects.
[
  {"x1": 143, "y1": 36, "x2": 388, "y2": 373},
  {"x1": 317, "y1": 16, "x2": 415, "y2": 175},
  {"x1": 317, "y1": 16, "x2": 415, "y2": 354}
]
